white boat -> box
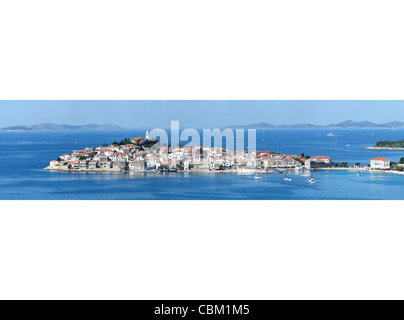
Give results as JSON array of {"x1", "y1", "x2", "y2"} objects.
[
  {"x1": 346, "y1": 144, "x2": 351, "y2": 147},
  {"x1": 284, "y1": 177, "x2": 292, "y2": 182},
  {"x1": 357, "y1": 172, "x2": 361, "y2": 176},
  {"x1": 254, "y1": 175, "x2": 262, "y2": 180},
  {"x1": 327, "y1": 132, "x2": 335, "y2": 137},
  {"x1": 308, "y1": 178, "x2": 316, "y2": 184},
  {"x1": 302, "y1": 172, "x2": 312, "y2": 177}
]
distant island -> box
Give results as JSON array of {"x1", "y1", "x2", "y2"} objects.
[
  {"x1": 0, "y1": 123, "x2": 124, "y2": 131},
  {"x1": 3, "y1": 120, "x2": 404, "y2": 131},
  {"x1": 231, "y1": 120, "x2": 404, "y2": 129},
  {"x1": 365, "y1": 140, "x2": 404, "y2": 150}
]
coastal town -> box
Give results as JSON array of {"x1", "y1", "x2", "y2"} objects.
[{"x1": 44, "y1": 132, "x2": 404, "y2": 176}]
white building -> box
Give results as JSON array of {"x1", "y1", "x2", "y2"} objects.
[
  {"x1": 49, "y1": 160, "x2": 60, "y2": 167},
  {"x1": 371, "y1": 157, "x2": 390, "y2": 170},
  {"x1": 305, "y1": 156, "x2": 332, "y2": 169},
  {"x1": 59, "y1": 154, "x2": 70, "y2": 161}
]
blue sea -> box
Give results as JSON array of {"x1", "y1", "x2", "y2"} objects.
[{"x1": 1, "y1": 128, "x2": 404, "y2": 200}]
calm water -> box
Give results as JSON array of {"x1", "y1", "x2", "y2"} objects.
[{"x1": 1, "y1": 129, "x2": 404, "y2": 200}]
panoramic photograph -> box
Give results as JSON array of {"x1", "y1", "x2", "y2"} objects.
[{"x1": 1, "y1": 100, "x2": 404, "y2": 200}]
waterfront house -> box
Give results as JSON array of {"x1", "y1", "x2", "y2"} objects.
[
  {"x1": 73, "y1": 161, "x2": 80, "y2": 170},
  {"x1": 305, "y1": 156, "x2": 332, "y2": 169},
  {"x1": 79, "y1": 160, "x2": 89, "y2": 169},
  {"x1": 371, "y1": 157, "x2": 390, "y2": 170},
  {"x1": 88, "y1": 160, "x2": 98, "y2": 170},
  {"x1": 50, "y1": 160, "x2": 60, "y2": 167}
]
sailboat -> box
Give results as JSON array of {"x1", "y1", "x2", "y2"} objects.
[{"x1": 327, "y1": 132, "x2": 335, "y2": 137}]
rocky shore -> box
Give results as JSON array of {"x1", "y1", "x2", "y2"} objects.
[{"x1": 364, "y1": 147, "x2": 404, "y2": 150}]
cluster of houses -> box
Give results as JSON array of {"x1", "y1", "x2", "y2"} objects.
[
  {"x1": 46, "y1": 133, "x2": 334, "y2": 172},
  {"x1": 46, "y1": 133, "x2": 398, "y2": 173}
]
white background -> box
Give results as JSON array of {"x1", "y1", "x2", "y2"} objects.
[{"x1": 1, "y1": 0, "x2": 404, "y2": 300}]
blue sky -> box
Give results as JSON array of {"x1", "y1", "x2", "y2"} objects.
[{"x1": 1, "y1": 101, "x2": 404, "y2": 128}]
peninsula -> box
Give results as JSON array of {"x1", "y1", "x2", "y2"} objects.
[
  {"x1": 365, "y1": 140, "x2": 404, "y2": 150},
  {"x1": 44, "y1": 133, "x2": 332, "y2": 173}
]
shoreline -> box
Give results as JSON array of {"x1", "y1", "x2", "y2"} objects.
[
  {"x1": 43, "y1": 167, "x2": 278, "y2": 175},
  {"x1": 364, "y1": 147, "x2": 404, "y2": 150},
  {"x1": 315, "y1": 167, "x2": 404, "y2": 176},
  {"x1": 43, "y1": 166, "x2": 404, "y2": 176}
]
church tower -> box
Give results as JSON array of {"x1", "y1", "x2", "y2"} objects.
[{"x1": 146, "y1": 130, "x2": 150, "y2": 140}]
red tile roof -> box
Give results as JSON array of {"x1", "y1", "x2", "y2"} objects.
[{"x1": 372, "y1": 157, "x2": 389, "y2": 161}]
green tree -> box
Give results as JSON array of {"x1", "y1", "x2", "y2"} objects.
[
  {"x1": 355, "y1": 162, "x2": 361, "y2": 166},
  {"x1": 399, "y1": 157, "x2": 404, "y2": 164},
  {"x1": 79, "y1": 156, "x2": 87, "y2": 160},
  {"x1": 68, "y1": 164, "x2": 72, "y2": 170}
]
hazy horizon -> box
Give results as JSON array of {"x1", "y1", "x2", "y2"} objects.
[{"x1": 1, "y1": 101, "x2": 404, "y2": 128}]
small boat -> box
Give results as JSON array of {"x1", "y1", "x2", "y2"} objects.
[
  {"x1": 284, "y1": 177, "x2": 292, "y2": 182},
  {"x1": 302, "y1": 172, "x2": 312, "y2": 177},
  {"x1": 254, "y1": 175, "x2": 262, "y2": 180},
  {"x1": 357, "y1": 172, "x2": 361, "y2": 176},
  {"x1": 308, "y1": 178, "x2": 316, "y2": 184},
  {"x1": 346, "y1": 144, "x2": 351, "y2": 147},
  {"x1": 327, "y1": 132, "x2": 335, "y2": 137}
]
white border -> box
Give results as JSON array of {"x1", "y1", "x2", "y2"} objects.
[
  {"x1": 2, "y1": 201, "x2": 404, "y2": 300},
  {"x1": 0, "y1": 0, "x2": 403, "y2": 99}
]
